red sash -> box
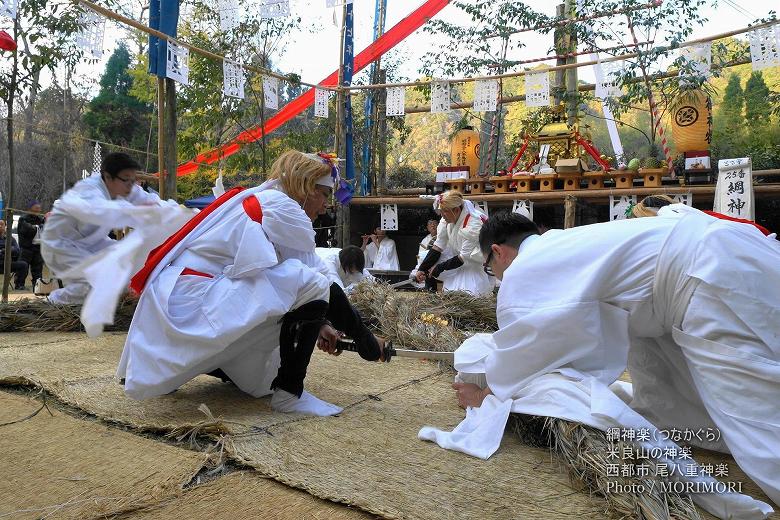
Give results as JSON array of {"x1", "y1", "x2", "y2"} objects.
[
  {"x1": 129, "y1": 187, "x2": 245, "y2": 294},
  {"x1": 703, "y1": 210, "x2": 771, "y2": 236}
]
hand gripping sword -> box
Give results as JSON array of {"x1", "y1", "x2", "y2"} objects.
[{"x1": 335, "y1": 338, "x2": 454, "y2": 363}]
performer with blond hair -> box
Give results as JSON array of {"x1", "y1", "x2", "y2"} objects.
[
  {"x1": 119, "y1": 150, "x2": 384, "y2": 416},
  {"x1": 415, "y1": 190, "x2": 493, "y2": 295}
]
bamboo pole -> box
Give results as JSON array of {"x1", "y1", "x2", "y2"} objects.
[
  {"x1": 564, "y1": 195, "x2": 577, "y2": 228},
  {"x1": 164, "y1": 77, "x2": 177, "y2": 199},
  {"x1": 157, "y1": 78, "x2": 165, "y2": 198},
  {"x1": 348, "y1": 184, "x2": 780, "y2": 206},
  {"x1": 343, "y1": 20, "x2": 779, "y2": 91}
]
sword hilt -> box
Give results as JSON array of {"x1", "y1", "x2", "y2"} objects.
[{"x1": 335, "y1": 338, "x2": 395, "y2": 362}]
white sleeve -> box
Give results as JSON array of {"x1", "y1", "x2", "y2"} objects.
[
  {"x1": 383, "y1": 239, "x2": 400, "y2": 270},
  {"x1": 126, "y1": 184, "x2": 164, "y2": 206},
  {"x1": 432, "y1": 219, "x2": 448, "y2": 251},
  {"x1": 458, "y1": 216, "x2": 483, "y2": 264}
]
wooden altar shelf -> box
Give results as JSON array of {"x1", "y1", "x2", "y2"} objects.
[{"x1": 349, "y1": 183, "x2": 780, "y2": 206}]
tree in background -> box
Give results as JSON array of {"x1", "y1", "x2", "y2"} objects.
[
  {"x1": 83, "y1": 43, "x2": 153, "y2": 162},
  {"x1": 744, "y1": 71, "x2": 771, "y2": 127}
]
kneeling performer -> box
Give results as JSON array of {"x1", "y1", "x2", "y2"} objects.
[{"x1": 120, "y1": 151, "x2": 383, "y2": 416}]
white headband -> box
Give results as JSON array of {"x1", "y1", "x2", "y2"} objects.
[{"x1": 315, "y1": 174, "x2": 335, "y2": 188}]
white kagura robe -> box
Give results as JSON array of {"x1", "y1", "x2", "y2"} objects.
[
  {"x1": 315, "y1": 247, "x2": 373, "y2": 292},
  {"x1": 364, "y1": 238, "x2": 399, "y2": 271},
  {"x1": 41, "y1": 174, "x2": 189, "y2": 313},
  {"x1": 117, "y1": 187, "x2": 331, "y2": 400},
  {"x1": 420, "y1": 205, "x2": 780, "y2": 519},
  {"x1": 432, "y1": 201, "x2": 493, "y2": 295}
]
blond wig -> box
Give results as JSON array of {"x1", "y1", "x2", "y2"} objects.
[
  {"x1": 437, "y1": 190, "x2": 464, "y2": 211},
  {"x1": 268, "y1": 150, "x2": 332, "y2": 203},
  {"x1": 631, "y1": 194, "x2": 675, "y2": 218}
]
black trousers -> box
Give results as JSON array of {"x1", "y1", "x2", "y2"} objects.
[{"x1": 20, "y1": 248, "x2": 44, "y2": 283}]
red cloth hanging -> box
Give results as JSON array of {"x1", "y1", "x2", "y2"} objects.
[
  {"x1": 175, "y1": 0, "x2": 451, "y2": 176},
  {"x1": 0, "y1": 31, "x2": 17, "y2": 51},
  {"x1": 129, "y1": 187, "x2": 245, "y2": 294}
]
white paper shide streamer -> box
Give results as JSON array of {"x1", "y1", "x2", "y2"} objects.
[
  {"x1": 473, "y1": 79, "x2": 499, "y2": 112},
  {"x1": 431, "y1": 80, "x2": 451, "y2": 113},
  {"x1": 222, "y1": 60, "x2": 245, "y2": 100},
  {"x1": 1, "y1": 0, "x2": 16, "y2": 19},
  {"x1": 91, "y1": 143, "x2": 102, "y2": 176},
  {"x1": 671, "y1": 192, "x2": 693, "y2": 206},
  {"x1": 314, "y1": 88, "x2": 329, "y2": 118},
  {"x1": 260, "y1": 0, "x2": 289, "y2": 18},
  {"x1": 747, "y1": 25, "x2": 780, "y2": 71},
  {"x1": 679, "y1": 43, "x2": 711, "y2": 83},
  {"x1": 380, "y1": 204, "x2": 398, "y2": 231},
  {"x1": 511, "y1": 200, "x2": 534, "y2": 220},
  {"x1": 525, "y1": 72, "x2": 549, "y2": 107},
  {"x1": 165, "y1": 40, "x2": 190, "y2": 86},
  {"x1": 474, "y1": 201, "x2": 489, "y2": 216},
  {"x1": 609, "y1": 195, "x2": 637, "y2": 221},
  {"x1": 595, "y1": 57, "x2": 623, "y2": 100},
  {"x1": 218, "y1": 0, "x2": 240, "y2": 32},
  {"x1": 76, "y1": 8, "x2": 106, "y2": 60},
  {"x1": 263, "y1": 76, "x2": 279, "y2": 110},
  {"x1": 386, "y1": 86, "x2": 405, "y2": 117}
]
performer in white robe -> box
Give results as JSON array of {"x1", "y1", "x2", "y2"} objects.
[
  {"x1": 41, "y1": 152, "x2": 185, "y2": 306},
  {"x1": 315, "y1": 246, "x2": 373, "y2": 292},
  {"x1": 415, "y1": 190, "x2": 493, "y2": 295},
  {"x1": 410, "y1": 218, "x2": 441, "y2": 291},
  {"x1": 362, "y1": 227, "x2": 399, "y2": 271},
  {"x1": 420, "y1": 209, "x2": 780, "y2": 519},
  {"x1": 119, "y1": 151, "x2": 384, "y2": 416}
]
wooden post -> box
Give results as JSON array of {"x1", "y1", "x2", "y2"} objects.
[
  {"x1": 564, "y1": 0, "x2": 578, "y2": 126},
  {"x1": 164, "y1": 78, "x2": 177, "y2": 200},
  {"x1": 334, "y1": 4, "x2": 347, "y2": 247},
  {"x1": 377, "y1": 69, "x2": 387, "y2": 195},
  {"x1": 156, "y1": 77, "x2": 165, "y2": 198},
  {"x1": 553, "y1": 4, "x2": 566, "y2": 106},
  {"x1": 564, "y1": 195, "x2": 577, "y2": 228}
]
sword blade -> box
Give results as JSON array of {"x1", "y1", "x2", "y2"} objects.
[
  {"x1": 335, "y1": 338, "x2": 453, "y2": 363},
  {"x1": 388, "y1": 278, "x2": 413, "y2": 289}
]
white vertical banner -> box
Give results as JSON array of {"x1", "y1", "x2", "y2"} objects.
[
  {"x1": 314, "y1": 88, "x2": 329, "y2": 118},
  {"x1": 747, "y1": 25, "x2": 780, "y2": 71},
  {"x1": 91, "y1": 142, "x2": 102, "y2": 176},
  {"x1": 165, "y1": 40, "x2": 190, "y2": 86},
  {"x1": 218, "y1": 0, "x2": 240, "y2": 32},
  {"x1": 222, "y1": 60, "x2": 245, "y2": 100},
  {"x1": 511, "y1": 200, "x2": 534, "y2": 220},
  {"x1": 670, "y1": 192, "x2": 693, "y2": 207},
  {"x1": 679, "y1": 43, "x2": 711, "y2": 82},
  {"x1": 525, "y1": 71, "x2": 550, "y2": 107},
  {"x1": 260, "y1": 0, "x2": 289, "y2": 18},
  {"x1": 76, "y1": 9, "x2": 106, "y2": 60},
  {"x1": 590, "y1": 53, "x2": 624, "y2": 161},
  {"x1": 594, "y1": 56, "x2": 623, "y2": 100},
  {"x1": 609, "y1": 195, "x2": 637, "y2": 221},
  {"x1": 380, "y1": 204, "x2": 398, "y2": 231},
  {"x1": 474, "y1": 201, "x2": 489, "y2": 216},
  {"x1": 1, "y1": 0, "x2": 16, "y2": 18},
  {"x1": 714, "y1": 158, "x2": 754, "y2": 220},
  {"x1": 386, "y1": 86, "x2": 405, "y2": 116},
  {"x1": 263, "y1": 76, "x2": 279, "y2": 110},
  {"x1": 430, "y1": 80, "x2": 451, "y2": 113},
  {"x1": 473, "y1": 79, "x2": 499, "y2": 112}
]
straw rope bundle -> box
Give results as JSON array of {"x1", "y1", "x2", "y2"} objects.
[
  {"x1": 0, "y1": 296, "x2": 137, "y2": 332},
  {"x1": 509, "y1": 415, "x2": 702, "y2": 520},
  {"x1": 349, "y1": 281, "x2": 497, "y2": 352}
]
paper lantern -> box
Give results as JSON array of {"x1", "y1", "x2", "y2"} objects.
[
  {"x1": 670, "y1": 90, "x2": 711, "y2": 154},
  {"x1": 450, "y1": 127, "x2": 480, "y2": 177}
]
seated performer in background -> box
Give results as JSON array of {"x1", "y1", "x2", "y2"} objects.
[
  {"x1": 315, "y1": 245, "x2": 373, "y2": 292},
  {"x1": 424, "y1": 210, "x2": 779, "y2": 516},
  {"x1": 41, "y1": 152, "x2": 182, "y2": 305},
  {"x1": 411, "y1": 218, "x2": 441, "y2": 292},
  {"x1": 121, "y1": 150, "x2": 384, "y2": 416},
  {"x1": 362, "y1": 226, "x2": 399, "y2": 271},
  {"x1": 415, "y1": 190, "x2": 493, "y2": 295}
]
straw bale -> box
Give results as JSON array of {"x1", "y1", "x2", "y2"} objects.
[
  {"x1": 229, "y1": 371, "x2": 608, "y2": 520},
  {"x1": 0, "y1": 332, "x2": 124, "y2": 385},
  {"x1": 0, "y1": 391, "x2": 204, "y2": 520},
  {"x1": 27, "y1": 343, "x2": 442, "y2": 436},
  {"x1": 118, "y1": 471, "x2": 375, "y2": 520},
  {"x1": 0, "y1": 296, "x2": 136, "y2": 333}
]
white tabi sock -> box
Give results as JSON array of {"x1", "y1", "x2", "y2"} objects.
[{"x1": 271, "y1": 389, "x2": 343, "y2": 417}]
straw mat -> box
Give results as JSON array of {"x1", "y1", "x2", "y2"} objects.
[
  {"x1": 116, "y1": 471, "x2": 376, "y2": 520},
  {"x1": 0, "y1": 391, "x2": 204, "y2": 520},
  {"x1": 228, "y1": 370, "x2": 608, "y2": 520}
]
